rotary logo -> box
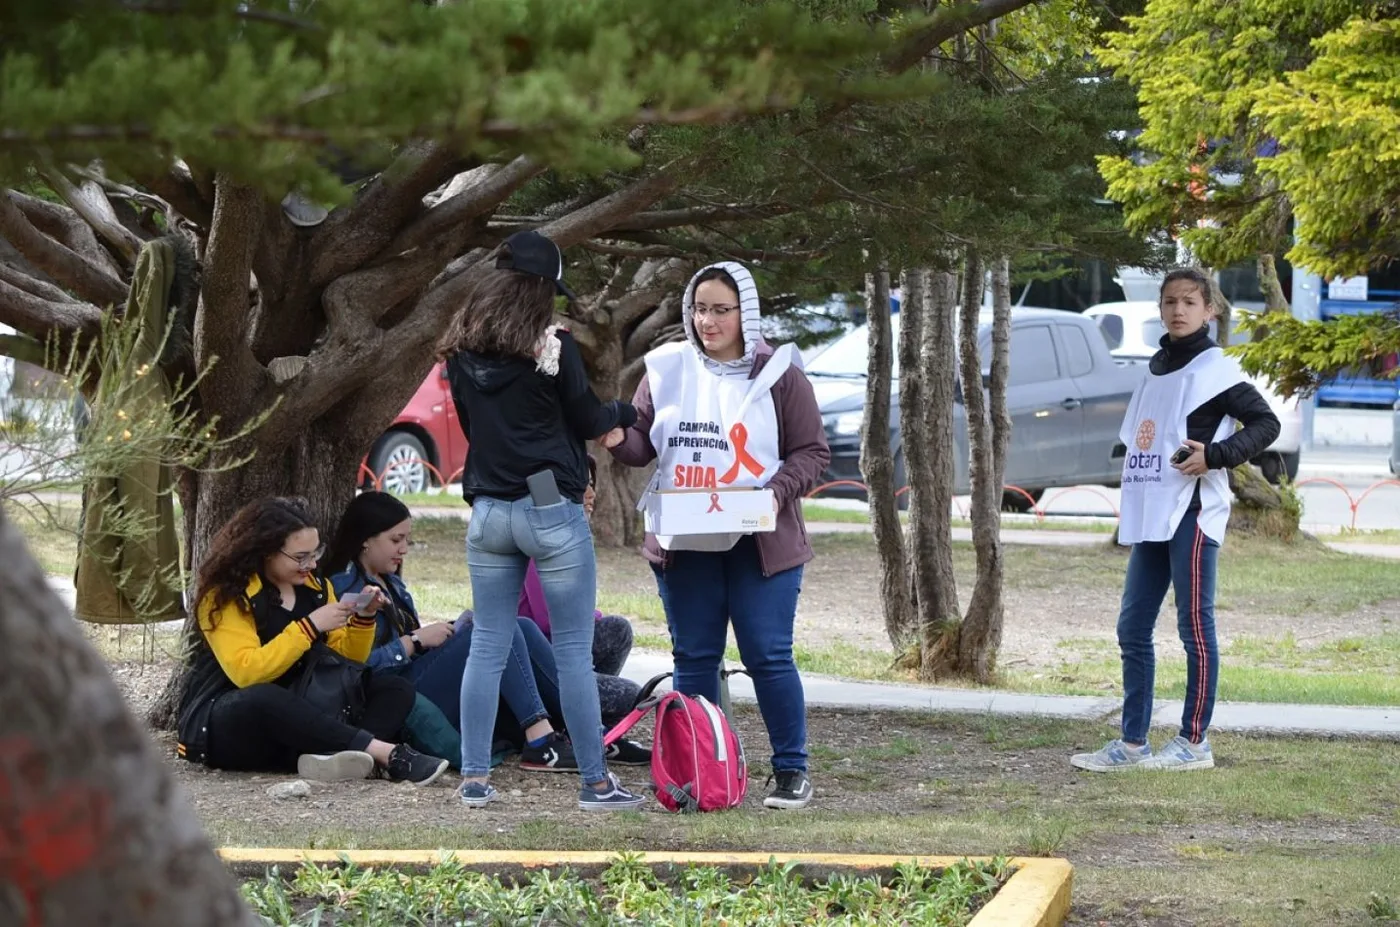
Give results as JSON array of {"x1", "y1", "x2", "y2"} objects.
[{"x1": 1135, "y1": 419, "x2": 1156, "y2": 452}]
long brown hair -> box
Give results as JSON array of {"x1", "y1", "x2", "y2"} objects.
[
  {"x1": 439, "y1": 244, "x2": 559, "y2": 360},
  {"x1": 195, "y1": 496, "x2": 318, "y2": 623}
]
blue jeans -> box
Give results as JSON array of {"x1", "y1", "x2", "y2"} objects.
[
  {"x1": 1117, "y1": 506, "x2": 1221, "y2": 745},
  {"x1": 384, "y1": 618, "x2": 550, "y2": 734},
  {"x1": 652, "y1": 535, "x2": 808, "y2": 773},
  {"x1": 460, "y1": 496, "x2": 604, "y2": 783}
]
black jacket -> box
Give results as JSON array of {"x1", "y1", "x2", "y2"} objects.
[
  {"x1": 1150, "y1": 326, "x2": 1281, "y2": 473},
  {"x1": 446, "y1": 329, "x2": 636, "y2": 503}
]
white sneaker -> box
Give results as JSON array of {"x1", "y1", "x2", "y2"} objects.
[
  {"x1": 1140, "y1": 735, "x2": 1214, "y2": 771},
  {"x1": 296, "y1": 751, "x2": 375, "y2": 781},
  {"x1": 1070, "y1": 739, "x2": 1152, "y2": 773}
]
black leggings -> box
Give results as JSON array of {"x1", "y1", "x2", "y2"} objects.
[{"x1": 203, "y1": 674, "x2": 415, "y2": 773}]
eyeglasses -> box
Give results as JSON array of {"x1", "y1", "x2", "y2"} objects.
[
  {"x1": 694, "y1": 304, "x2": 739, "y2": 319},
  {"x1": 280, "y1": 544, "x2": 325, "y2": 568}
]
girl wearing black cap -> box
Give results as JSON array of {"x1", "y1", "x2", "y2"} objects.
[
  {"x1": 440, "y1": 231, "x2": 643, "y2": 811},
  {"x1": 327, "y1": 491, "x2": 580, "y2": 772}
]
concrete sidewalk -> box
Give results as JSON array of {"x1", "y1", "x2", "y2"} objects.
[{"x1": 617, "y1": 651, "x2": 1400, "y2": 739}]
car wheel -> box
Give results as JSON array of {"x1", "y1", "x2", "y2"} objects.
[
  {"x1": 368, "y1": 431, "x2": 431, "y2": 495},
  {"x1": 1001, "y1": 487, "x2": 1043, "y2": 514},
  {"x1": 1257, "y1": 451, "x2": 1300, "y2": 485}
]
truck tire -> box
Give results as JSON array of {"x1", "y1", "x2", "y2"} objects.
[
  {"x1": 1001, "y1": 487, "x2": 1043, "y2": 514},
  {"x1": 1258, "y1": 451, "x2": 1300, "y2": 485}
]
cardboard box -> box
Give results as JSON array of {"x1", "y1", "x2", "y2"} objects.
[{"x1": 643, "y1": 488, "x2": 777, "y2": 536}]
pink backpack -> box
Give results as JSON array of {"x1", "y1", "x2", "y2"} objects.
[{"x1": 604, "y1": 673, "x2": 747, "y2": 813}]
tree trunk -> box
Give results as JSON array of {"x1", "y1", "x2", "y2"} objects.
[
  {"x1": 1257, "y1": 252, "x2": 1290, "y2": 313},
  {"x1": 953, "y1": 252, "x2": 1010, "y2": 682},
  {"x1": 859, "y1": 266, "x2": 915, "y2": 650},
  {"x1": 908, "y1": 269, "x2": 961, "y2": 682},
  {"x1": 0, "y1": 509, "x2": 257, "y2": 927}
]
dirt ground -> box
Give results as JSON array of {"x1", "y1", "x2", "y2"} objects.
[{"x1": 593, "y1": 532, "x2": 1400, "y2": 671}]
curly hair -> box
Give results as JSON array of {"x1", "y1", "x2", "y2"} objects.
[
  {"x1": 195, "y1": 496, "x2": 318, "y2": 623},
  {"x1": 438, "y1": 243, "x2": 560, "y2": 360}
]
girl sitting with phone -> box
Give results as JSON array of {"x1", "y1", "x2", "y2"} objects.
[{"x1": 327, "y1": 492, "x2": 581, "y2": 772}]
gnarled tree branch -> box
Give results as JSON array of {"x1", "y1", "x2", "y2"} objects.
[
  {"x1": 39, "y1": 165, "x2": 144, "y2": 264},
  {"x1": 0, "y1": 193, "x2": 128, "y2": 307},
  {"x1": 386, "y1": 156, "x2": 543, "y2": 256},
  {"x1": 540, "y1": 167, "x2": 684, "y2": 247},
  {"x1": 309, "y1": 142, "x2": 467, "y2": 287},
  {"x1": 0, "y1": 275, "x2": 103, "y2": 338},
  {"x1": 195, "y1": 177, "x2": 263, "y2": 407}
]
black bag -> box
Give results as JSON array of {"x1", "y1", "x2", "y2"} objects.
[{"x1": 291, "y1": 643, "x2": 371, "y2": 726}]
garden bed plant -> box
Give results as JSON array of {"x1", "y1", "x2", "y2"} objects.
[{"x1": 241, "y1": 854, "x2": 1013, "y2": 926}]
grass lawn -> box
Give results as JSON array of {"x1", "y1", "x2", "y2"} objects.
[{"x1": 176, "y1": 708, "x2": 1400, "y2": 927}]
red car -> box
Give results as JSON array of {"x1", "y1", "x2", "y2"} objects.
[{"x1": 362, "y1": 362, "x2": 468, "y2": 494}]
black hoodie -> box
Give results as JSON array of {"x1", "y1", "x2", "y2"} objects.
[{"x1": 446, "y1": 329, "x2": 636, "y2": 504}]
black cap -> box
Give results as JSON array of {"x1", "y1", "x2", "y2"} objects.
[{"x1": 496, "y1": 230, "x2": 577, "y2": 301}]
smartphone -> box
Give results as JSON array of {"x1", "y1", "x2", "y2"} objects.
[
  {"x1": 344, "y1": 590, "x2": 377, "y2": 613},
  {"x1": 526, "y1": 469, "x2": 563, "y2": 506},
  {"x1": 1170, "y1": 445, "x2": 1192, "y2": 465}
]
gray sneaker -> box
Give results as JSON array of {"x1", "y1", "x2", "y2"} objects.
[
  {"x1": 1140, "y1": 735, "x2": 1214, "y2": 771},
  {"x1": 296, "y1": 751, "x2": 374, "y2": 781},
  {"x1": 1070, "y1": 739, "x2": 1152, "y2": 773}
]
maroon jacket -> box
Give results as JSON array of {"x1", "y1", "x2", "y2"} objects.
[{"x1": 609, "y1": 342, "x2": 831, "y2": 577}]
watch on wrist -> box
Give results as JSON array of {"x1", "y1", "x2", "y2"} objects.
[{"x1": 410, "y1": 633, "x2": 425, "y2": 656}]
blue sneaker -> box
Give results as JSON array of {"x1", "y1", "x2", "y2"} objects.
[
  {"x1": 1141, "y1": 735, "x2": 1214, "y2": 771},
  {"x1": 1070, "y1": 739, "x2": 1152, "y2": 773},
  {"x1": 458, "y1": 780, "x2": 499, "y2": 808},
  {"x1": 578, "y1": 772, "x2": 645, "y2": 813}
]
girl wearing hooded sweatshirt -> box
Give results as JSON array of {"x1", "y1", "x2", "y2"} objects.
[
  {"x1": 609, "y1": 263, "x2": 830, "y2": 810},
  {"x1": 1071, "y1": 268, "x2": 1279, "y2": 774}
]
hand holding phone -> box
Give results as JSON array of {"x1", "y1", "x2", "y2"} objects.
[
  {"x1": 1170, "y1": 445, "x2": 1192, "y2": 466},
  {"x1": 343, "y1": 589, "x2": 378, "y2": 615}
]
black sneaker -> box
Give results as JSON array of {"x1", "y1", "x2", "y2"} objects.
[
  {"x1": 763, "y1": 770, "x2": 813, "y2": 810},
  {"x1": 385, "y1": 745, "x2": 449, "y2": 786},
  {"x1": 519, "y1": 732, "x2": 579, "y2": 773},
  {"x1": 605, "y1": 738, "x2": 652, "y2": 766},
  {"x1": 578, "y1": 772, "x2": 645, "y2": 812}
]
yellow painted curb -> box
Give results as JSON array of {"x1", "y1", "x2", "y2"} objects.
[{"x1": 221, "y1": 849, "x2": 1072, "y2": 926}]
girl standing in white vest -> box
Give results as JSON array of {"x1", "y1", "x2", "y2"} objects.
[
  {"x1": 1073, "y1": 268, "x2": 1279, "y2": 773},
  {"x1": 610, "y1": 263, "x2": 830, "y2": 809}
]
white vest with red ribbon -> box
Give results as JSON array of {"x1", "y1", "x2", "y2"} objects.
[
  {"x1": 1117, "y1": 348, "x2": 1246, "y2": 546},
  {"x1": 642, "y1": 341, "x2": 796, "y2": 551}
]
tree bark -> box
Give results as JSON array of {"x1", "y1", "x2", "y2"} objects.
[
  {"x1": 1257, "y1": 252, "x2": 1290, "y2": 313},
  {"x1": 900, "y1": 268, "x2": 961, "y2": 680},
  {"x1": 953, "y1": 252, "x2": 1010, "y2": 682},
  {"x1": 0, "y1": 509, "x2": 257, "y2": 927},
  {"x1": 859, "y1": 266, "x2": 915, "y2": 649}
]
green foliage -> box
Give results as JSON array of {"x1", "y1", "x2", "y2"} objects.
[
  {"x1": 1255, "y1": 18, "x2": 1400, "y2": 278},
  {"x1": 1097, "y1": 0, "x2": 1395, "y2": 276},
  {"x1": 240, "y1": 856, "x2": 1013, "y2": 926},
  {"x1": 0, "y1": 0, "x2": 903, "y2": 196},
  {"x1": 1230, "y1": 308, "x2": 1400, "y2": 398}
]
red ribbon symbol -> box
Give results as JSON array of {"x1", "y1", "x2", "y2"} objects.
[
  {"x1": 718, "y1": 422, "x2": 765, "y2": 485},
  {"x1": 707, "y1": 493, "x2": 723, "y2": 513}
]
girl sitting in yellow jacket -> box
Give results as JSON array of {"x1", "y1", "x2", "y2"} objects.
[{"x1": 176, "y1": 496, "x2": 448, "y2": 784}]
